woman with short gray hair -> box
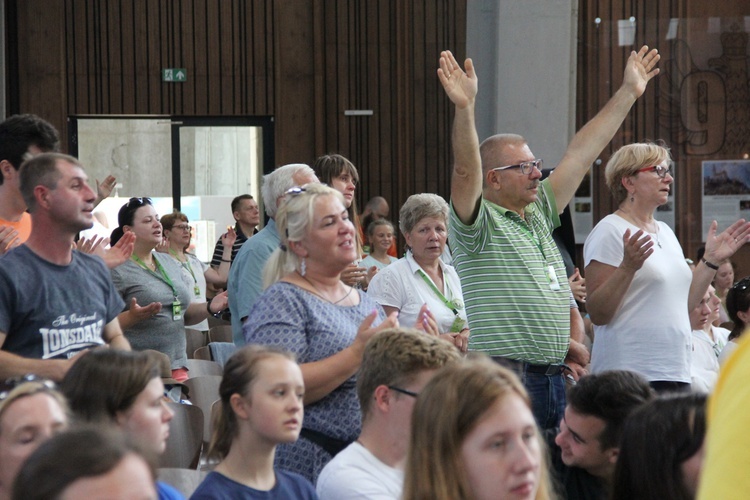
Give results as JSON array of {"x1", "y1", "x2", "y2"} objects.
[{"x1": 368, "y1": 193, "x2": 469, "y2": 351}]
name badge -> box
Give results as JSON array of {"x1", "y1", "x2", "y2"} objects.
[
  {"x1": 547, "y1": 265, "x2": 561, "y2": 291},
  {"x1": 172, "y1": 300, "x2": 183, "y2": 321},
  {"x1": 193, "y1": 285, "x2": 201, "y2": 298},
  {"x1": 450, "y1": 316, "x2": 466, "y2": 333}
]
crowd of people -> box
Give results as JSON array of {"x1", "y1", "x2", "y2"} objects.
[{"x1": 1, "y1": 43, "x2": 749, "y2": 500}]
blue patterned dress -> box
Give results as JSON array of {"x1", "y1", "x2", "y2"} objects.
[{"x1": 243, "y1": 282, "x2": 385, "y2": 483}]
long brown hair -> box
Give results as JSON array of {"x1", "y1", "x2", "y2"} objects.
[{"x1": 402, "y1": 356, "x2": 553, "y2": 500}]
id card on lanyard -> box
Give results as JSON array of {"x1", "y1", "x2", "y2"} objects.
[{"x1": 132, "y1": 255, "x2": 183, "y2": 322}]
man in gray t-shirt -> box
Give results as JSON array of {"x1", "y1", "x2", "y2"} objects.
[{"x1": 0, "y1": 153, "x2": 130, "y2": 381}]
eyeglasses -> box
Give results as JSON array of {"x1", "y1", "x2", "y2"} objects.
[
  {"x1": 491, "y1": 159, "x2": 543, "y2": 176},
  {"x1": 388, "y1": 386, "x2": 419, "y2": 398},
  {"x1": 637, "y1": 164, "x2": 673, "y2": 178},
  {"x1": 0, "y1": 374, "x2": 57, "y2": 401},
  {"x1": 285, "y1": 186, "x2": 308, "y2": 196},
  {"x1": 732, "y1": 277, "x2": 750, "y2": 292},
  {"x1": 171, "y1": 224, "x2": 191, "y2": 231}
]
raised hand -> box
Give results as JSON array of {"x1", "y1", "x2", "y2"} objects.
[
  {"x1": 220, "y1": 227, "x2": 237, "y2": 248},
  {"x1": 620, "y1": 229, "x2": 654, "y2": 272},
  {"x1": 354, "y1": 309, "x2": 399, "y2": 348},
  {"x1": 95, "y1": 175, "x2": 117, "y2": 205},
  {"x1": 128, "y1": 297, "x2": 162, "y2": 323},
  {"x1": 340, "y1": 263, "x2": 368, "y2": 288},
  {"x1": 704, "y1": 219, "x2": 750, "y2": 263},
  {"x1": 414, "y1": 304, "x2": 440, "y2": 337},
  {"x1": 437, "y1": 50, "x2": 477, "y2": 109},
  {"x1": 101, "y1": 231, "x2": 135, "y2": 269},
  {"x1": 76, "y1": 235, "x2": 107, "y2": 254},
  {"x1": 622, "y1": 45, "x2": 660, "y2": 98}
]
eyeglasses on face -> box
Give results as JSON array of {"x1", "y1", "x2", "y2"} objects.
[
  {"x1": 388, "y1": 385, "x2": 419, "y2": 398},
  {"x1": 491, "y1": 159, "x2": 543, "y2": 176},
  {"x1": 637, "y1": 164, "x2": 673, "y2": 179},
  {"x1": 171, "y1": 224, "x2": 191, "y2": 231}
]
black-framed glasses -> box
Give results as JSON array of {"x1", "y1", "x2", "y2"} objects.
[
  {"x1": 0, "y1": 374, "x2": 57, "y2": 401},
  {"x1": 637, "y1": 164, "x2": 673, "y2": 178},
  {"x1": 388, "y1": 386, "x2": 419, "y2": 398},
  {"x1": 491, "y1": 159, "x2": 543, "y2": 176}
]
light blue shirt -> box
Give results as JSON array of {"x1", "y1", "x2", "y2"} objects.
[{"x1": 228, "y1": 218, "x2": 280, "y2": 344}]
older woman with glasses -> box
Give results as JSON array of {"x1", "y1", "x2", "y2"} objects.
[
  {"x1": 110, "y1": 197, "x2": 228, "y2": 381},
  {"x1": 584, "y1": 142, "x2": 750, "y2": 392},
  {"x1": 0, "y1": 377, "x2": 69, "y2": 500},
  {"x1": 243, "y1": 183, "x2": 398, "y2": 483},
  {"x1": 368, "y1": 193, "x2": 470, "y2": 351},
  {"x1": 160, "y1": 211, "x2": 235, "y2": 332}
]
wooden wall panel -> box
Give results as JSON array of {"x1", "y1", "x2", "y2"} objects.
[{"x1": 8, "y1": 0, "x2": 465, "y2": 250}]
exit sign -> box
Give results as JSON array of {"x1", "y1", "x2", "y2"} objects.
[{"x1": 162, "y1": 68, "x2": 187, "y2": 82}]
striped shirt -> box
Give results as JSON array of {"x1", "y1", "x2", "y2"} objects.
[
  {"x1": 210, "y1": 223, "x2": 256, "y2": 267},
  {"x1": 449, "y1": 178, "x2": 570, "y2": 363}
]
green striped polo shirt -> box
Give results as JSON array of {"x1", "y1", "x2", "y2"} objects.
[{"x1": 449, "y1": 178, "x2": 570, "y2": 363}]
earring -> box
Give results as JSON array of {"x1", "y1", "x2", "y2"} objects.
[
  {"x1": 300, "y1": 257, "x2": 307, "y2": 277},
  {"x1": 630, "y1": 193, "x2": 634, "y2": 203}
]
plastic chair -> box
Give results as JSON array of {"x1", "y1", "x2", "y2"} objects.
[
  {"x1": 157, "y1": 468, "x2": 209, "y2": 498},
  {"x1": 193, "y1": 346, "x2": 212, "y2": 361},
  {"x1": 185, "y1": 328, "x2": 208, "y2": 359},
  {"x1": 185, "y1": 359, "x2": 223, "y2": 377},
  {"x1": 208, "y1": 325, "x2": 233, "y2": 344},
  {"x1": 183, "y1": 376, "x2": 222, "y2": 448},
  {"x1": 160, "y1": 403, "x2": 203, "y2": 469}
]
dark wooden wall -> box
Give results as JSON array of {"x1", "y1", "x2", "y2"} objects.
[
  {"x1": 576, "y1": 0, "x2": 750, "y2": 274},
  {"x1": 7, "y1": 0, "x2": 466, "y2": 244}
]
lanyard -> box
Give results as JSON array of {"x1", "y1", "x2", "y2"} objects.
[
  {"x1": 131, "y1": 254, "x2": 180, "y2": 300},
  {"x1": 169, "y1": 249, "x2": 198, "y2": 284},
  {"x1": 416, "y1": 268, "x2": 460, "y2": 316},
  {"x1": 509, "y1": 213, "x2": 547, "y2": 261}
]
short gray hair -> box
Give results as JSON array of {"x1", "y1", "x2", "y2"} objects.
[
  {"x1": 399, "y1": 193, "x2": 449, "y2": 235},
  {"x1": 260, "y1": 163, "x2": 317, "y2": 218}
]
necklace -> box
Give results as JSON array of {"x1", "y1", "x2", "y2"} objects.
[
  {"x1": 617, "y1": 208, "x2": 661, "y2": 249},
  {"x1": 299, "y1": 273, "x2": 354, "y2": 305}
]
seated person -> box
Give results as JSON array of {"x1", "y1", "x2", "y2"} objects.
[
  {"x1": 60, "y1": 349, "x2": 181, "y2": 499},
  {"x1": 316, "y1": 328, "x2": 460, "y2": 499},
  {"x1": 551, "y1": 370, "x2": 653, "y2": 499},
  {"x1": 690, "y1": 286, "x2": 728, "y2": 392},
  {"x1": 191, "y1": 346, "x2": 316, "y2": 499},
  {"x1": 612, "y1": 393, "x2": 707, "y2": 500},
  {"x1": 12, "y1": 426, "x2": 158, "y2": 500},
  {"x1": 0, "y1": 378, "x2": 69, "y2": 500}
]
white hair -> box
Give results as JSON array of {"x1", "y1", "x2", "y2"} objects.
[{"x1": 260, "y1": 163, "x2": 317, "y2": 218}]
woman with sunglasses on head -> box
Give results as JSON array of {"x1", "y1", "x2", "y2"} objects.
[
  {"x1": 110, "y1": 197, "x2": 228, "y2": 381},
  {"x1": 0, "y1": 377, "x2": 69, "y2": 500},
  {"x1": 243, "y1": 183, "x2": 398, "y2": 483},
  {"x1": 584, "y1": 143, "x2": 750, "y2": 392},
  {"x1": 160, "y1": 212, "x2": 235, "y2": 332}
]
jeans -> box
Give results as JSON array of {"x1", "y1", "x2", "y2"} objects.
[{"x1": 522, "y1": 371, "x2": 567, "y2": 430}]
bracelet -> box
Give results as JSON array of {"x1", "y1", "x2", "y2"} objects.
[
  {"x1": 220, "y1": 259, "x2": 231, "y2": 263},
  {"x1": 206, "y1": 299, "x2": 222, "y2": 318},
  {"x1": 701, "y1": 257, "x2": 719, "y2": 271}
]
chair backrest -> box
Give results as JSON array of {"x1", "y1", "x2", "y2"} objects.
[
  {"x1": 185, "y1": 328, "x2": 208, "y2": 359},
  {"x1": 185, "y1": 358, "x2": 223, "y2": 377},
  {"x1": 208, "y1": 325, "x2": 233, "y2": 344},
  {"x1": 157, "y1": 468, "x2": 209, "y2": 498},
  {"x1": 160, "y1": 403, "x2": 203, "y2": 469},
  {"x1": 183, "y1": 376, "x2": 222, "y2": 447},
  {"x1": 193, "y1": 345, "x2": 213, "y2": 361},
  {"x1": 207, "y1": 342, "x2": 238, "y2": 367}
]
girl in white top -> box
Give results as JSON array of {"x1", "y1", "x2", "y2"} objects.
[{"x1": 361, "y1": 219, "x2": 398, "y2": 271}]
